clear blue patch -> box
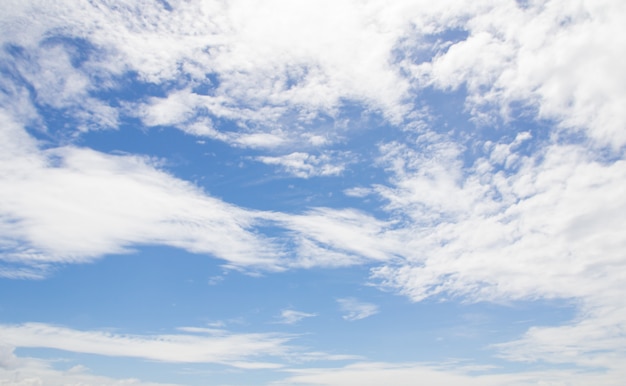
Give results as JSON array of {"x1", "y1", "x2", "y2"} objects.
[
  {"x1": 155, "y1": 0, "x2": 173, "y2": 12},
  {"x1": 39, "y1": 36, "x2": 96, "y2": 68}
]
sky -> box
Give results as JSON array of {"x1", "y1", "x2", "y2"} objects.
[{"x1": 1, "y1": 0, "x2": 625, "y2": 385}]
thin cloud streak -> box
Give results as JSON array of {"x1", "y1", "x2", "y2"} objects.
[
  {"x1": 337, "y1": 298, "x2": 379, "y2": 321},
  {"x1": 0, "y1": 323, "x2": 290, "y2": 368},
  {"x1": 277, "y1": 310, "x2": 317, "y2": 325}
]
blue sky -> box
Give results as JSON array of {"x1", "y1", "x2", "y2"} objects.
[{"x1": 1, "y1": 0, "x2": 626, "y2": 385}]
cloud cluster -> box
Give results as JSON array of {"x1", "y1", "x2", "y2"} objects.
[
  {"x1": 2, "y1": 0, "x2": 626, "y2": 383},
  {"x1": 3, "y1": 0, "x2": 624, "y2": 147},
  {"x1": 418, "y1": 0, "x2": 626, "y2": 147},
  {"x1": 256, "y1": 152, "x2": 350, "y2": 178},
  {"x1": 370, "y1": 137, "x2": 626, "y2": 302},
  {"x1": 359, "y1": 133, "x2": 626, "y2": 373}
]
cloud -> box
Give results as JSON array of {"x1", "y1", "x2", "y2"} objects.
[
  {"x1": 0, "y1": 346, "x2": 179, "y2": 386},
  {"x1": 337, "y1": 298, "x2": 379, "y2": 321},
  {"x1": 269, "y1": 208, "x2": 402, "y2": 265},
  {"x1": 4, "y1": 0, "x2": 625, "y2": 150},
  {"x1": 493, "y1": 300, "x2": 626, "y2": 369},
  {"x1": 362, "y1": 131, "x2": 626, "y2": 372},
  {"x1": 273, "y1": 361, "x2": 626, "y2": 386},
  {"x1": 420, "y1": 0, "x2": 626, "y2": 148},
  {"x1": 0, "y1": 106, "x2": 395, "y2": 276},
  {"x1": 256, "y1": 152, "x2": 349, "y2": 178},
  {"x1": 370, "y1": 137, "x2": 626, "y2": 303},
  {"x1": 0, "y1": 110, "x2": 286, "y2": 276},
  {"x1": 1, "y1": 0, "x2": 415, "y2": 139},
  {"x1": 2, "y1": 1, "x2": 626, "y2": 382},
  {"x1": 0, "y1": 323, "x2": 291, "y2": 368},
  {"x1": 277, "y1": 310, "x2": 317, "y2": 325}
]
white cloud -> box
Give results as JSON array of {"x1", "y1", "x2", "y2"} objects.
[
  {"x1": 285, "y1": 236, "x2": 365, "y2": 269},
  {"x1": 337, "y1": 298, "x2": 379, "y2": 321},
  {"x1": 0, "y1": 346, "x2": 178, "y2": 386},
  {"x1": 278, "y1": 310, "x2": 317, "y2": 325},
  {"x1": 421, "y1": 0, "x2": 626, "y2": 147},
  {"x1": 0, "y1": 0, "x2": 480, "y2": 146},
  {"x1": 256, "y1": 152, "x2": 348, "y2": 178},
  {"x1": 2, "y1": 1, "x2": 626, "y2": 382},
  {"x1": 269, "y1": 208, "x2": 402, "y2": 265},
  {"x1": 362, "y1": 132, "x2": 626, "y2": 372},
  {"x1": 0, "y1": 107, "x2": 400, "y2": 276},
  {"x1": 1, "y1": 0, "x2": 413, "y2": 132},
  {"x1": 4, "y1": 0, "x2": 624, "y2": 150},
  {"x1": 273, "y1": 361, "x2": 626, "y2": 386},
  {"x1": 0, "y1": 323, "x2": 291, "y2": 368},
  {"x1": 0, "y1": 110, "x2": 286, "y2": 276},
  {"x1": 370, "y1": 139, "x2": 626, "y2": 303}
]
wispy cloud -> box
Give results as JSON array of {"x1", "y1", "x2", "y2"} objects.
[
  {"x1": 273, "y1": 361, "x2": 626, "y2": 386},
  {"x1": 337, "y1": 298, "x2": 379, "y2": 321},
  {"x1": 2, "y1": 0, "x2": 626, "y2": 383},
  {"x1": 0, "y1": 323, "x2": 291, "y2": 368},
  {"x1": 277, "y1": 309, "x2": 317, "y2": 325},
  {"x1": 0, "y1": 345, "x2": 179, "y2": 386},
  {"x1": 0, "y1": 110, "x2": 286, "y2": 276},
  {"x1": 256, "y1": 151, "x2": 349, "y2": 178}
]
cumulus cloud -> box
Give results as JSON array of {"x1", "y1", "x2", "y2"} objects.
[
  {"x1": 420, "y1": 0, "x2": 626, "y2": 147},
  {"x1": 3, "y1": 0, "x2": 624, "y2": 150}
]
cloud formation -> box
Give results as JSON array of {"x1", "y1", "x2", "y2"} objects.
[
  {"x1": 277, "y1": 310, "x2": 317, "y2": 325},
  {"x1": 2, "y1": 0, "x2": 626, "y2": 384},
  {"x1": 337, "y1": 298, "x2": 379, "y2": 321},
  {"x1": 0, "y1": 111, "x2": 288, "y2": 277},
  {"x1": 0, "y1": 345, "x2": 178, "y2": 386},
  {"x1": 0, "y1": 323, "x2": 291, "y2": 368},
  {"x1": 274, "y1": 361, "x2": 626, "y2": 386}
]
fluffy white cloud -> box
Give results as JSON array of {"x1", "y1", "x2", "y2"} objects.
[
  {"x1": 420, "y1": 0, "x2": 626, "y2": 147},
  {"x1": 4, "y1": 0, "x2": 624, "y2": 151}
]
